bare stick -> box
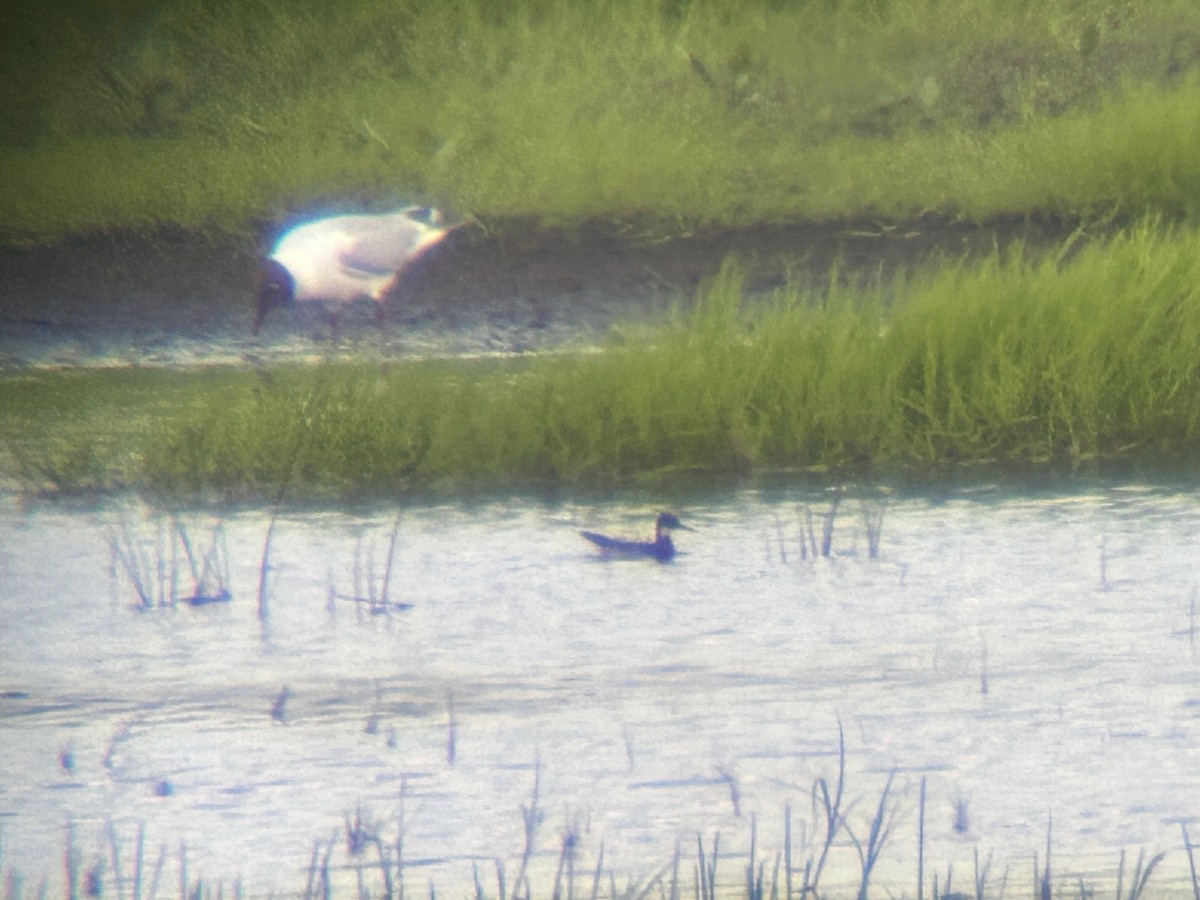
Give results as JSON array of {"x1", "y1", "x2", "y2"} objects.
[
  {"x1": 109, "y1": 523, "x2": 150, "y2": 609},
  {"x1": 1184, "y1": 824, "x2": 1200, "y2": 900},
  {"x1": 397, "y1": 776, "x2": 408, "y2": 900},
  {"x1": 972, "y1": 847, "x2": 993, "y2": 900},
  {"x1": 65, "y1": 820, "x2": 78, "y2": 900},
  {"x1": 146, "y1": 843, "x2": 166, "y2": 900},
  {"x1": 918, "y1": 776, "x2": 926, "y2": 900},
  {"x1": 175, "y1": 520, "x2": 200, "y2": 597},
  {"x1": 820, "y1": 492, "x2": 841, "y2": 557},
  {"x1": 848, "y1": 769, "x2": 898, "y2": 900},
  {"x1": 1125, "y1": 847, "x2": 1166, "y2": 900},
  {"x1": 155, "y1": 517, "x2": 166, "y2": 607},
  {"x1": 590, "y1": 840, "x2": 605, "y2": 900},
  {"x1": 746, "y1": 814, "x2": 757, "y2": 900},
  {"x1": 807, "y1": 720, "x2": 846, "y2": 895},
  {"x1": 106, "y1": 819, "x2": 124, "y2": 900},
  {"x1": 133, "y1": 822, "x2": 144, "y2": 900},
  {"x1": 512, "y1": 758, "x2": 543, "y2": 900},
  {"x1": 446, "y1": 691, "x2": 458, "y2": 765},
  {"x1": 257, "y1": 517, "x2": 276, "y2": 624},
  {"x1": 717, "y1": 765, "x2": 741, "y2": 817},
  {"x1": 784, "y1": 802, "x2": 793, "y2": 900},
  {"x1": 382, "y1": 514, "x2": 401, "y2": 605}
]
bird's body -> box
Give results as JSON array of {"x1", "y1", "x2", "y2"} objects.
[
  {"x1": 254, "y1": 206, "x2": 461, "y2": 337},
  {"x1": 580, "y1": 512, "x2": 692, "y2": 562}
]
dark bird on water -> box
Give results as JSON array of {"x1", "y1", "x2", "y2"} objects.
[{"x1": 580, "y1": 512, "x2": 693, "y2": 562}]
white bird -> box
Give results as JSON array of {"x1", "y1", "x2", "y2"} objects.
[{"x1": 253, "y1": 206, "x2": 464, "y2": 338}]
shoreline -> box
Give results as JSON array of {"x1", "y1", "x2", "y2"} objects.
[{"x1": 0, "y1": 213, "x2": 1086, "y2": 371}]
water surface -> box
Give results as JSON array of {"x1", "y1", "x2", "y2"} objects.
[{"x1": 2, "y1": 484, "x2": 1199, "y2": 896}]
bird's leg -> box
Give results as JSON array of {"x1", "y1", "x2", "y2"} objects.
[
  {"x1": 374, "y1": 298, "x2": 392, "y2": 343},
  {"x1": 328, "y1": 311, "x2": 341, "y2": 343}
]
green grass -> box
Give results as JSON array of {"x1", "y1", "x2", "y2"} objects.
[
  {"x1": 5, "y1": 220, "x2": 1200, "y2": 500},
  {"x1": 5, "y1": 0, "x2": 1200, "y2": 241}
]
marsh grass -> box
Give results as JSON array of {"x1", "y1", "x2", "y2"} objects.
[
  {"x1": 107, "y1": 514, "x2": 231, "y2": 609},
  {"x1": 328, "y1": 517, "x2": 413, "y2": 616},
  {"x1": 6, "y1": 220, "x2": 1200, "y2": 500},
  {"x1": 15, "y1": 771, "x2": 1200, "y2": 900},
  {"x1": 139, "y1": 221, "x2": 1200, "y2": 500},
  {"x1": 5, "y1": 1, "x2": 1200, "y2": 241}
]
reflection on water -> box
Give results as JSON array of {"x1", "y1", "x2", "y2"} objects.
[{"x1": 2, "y1": 484, "x2": 1199, "y2": 896}]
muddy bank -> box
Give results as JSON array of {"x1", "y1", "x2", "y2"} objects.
[{"x1": 0, "y1": 215, "x2": 1080, "y2": 370}]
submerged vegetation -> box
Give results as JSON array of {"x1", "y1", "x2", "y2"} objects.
[
  {"x1": 21, "y1": 733, "x2": 1200, "y2": 899},
  {"x1": 5, "y1": 0, "x2": 1200, "y2": 240},
  {"x1": 5, "y1": 221, "x2": 1200, "y2": 500}
]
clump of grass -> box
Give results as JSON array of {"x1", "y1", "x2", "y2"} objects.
[{"x1": 107, "y1": 514, "x2": 231, "y2": 609}]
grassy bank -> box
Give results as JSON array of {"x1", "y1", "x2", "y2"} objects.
[
  {"x1": 4, "y1": 0, "x2": 1200, "y2": 241},
  {"x1": 4, "y1": 220, "x2": 1200, "y2": 500}
]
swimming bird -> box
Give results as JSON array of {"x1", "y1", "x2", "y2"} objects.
[
  {"x1": 253, "y1": 206, "x2": 463, "y2": 338},
  {"x1": 580, "y1": 512, "x2": 693, "y2": 561}
]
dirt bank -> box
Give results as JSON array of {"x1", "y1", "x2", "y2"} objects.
[{"x1": 0, "y1": 215, "x2": 1081, "y2": 370}]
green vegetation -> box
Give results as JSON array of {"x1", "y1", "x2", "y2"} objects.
[
  {"x1": 5, "y1": 221, "x2": 1200, "y2": 500},
  {"x1": 4, "y1": 0, "x2": 1200, "y2": 241},
  {"x1": 7, "y1": 1, "x2": 1200, "y2": 496}
]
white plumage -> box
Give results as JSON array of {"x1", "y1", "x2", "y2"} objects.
[{"x1": 253, "y1": 206, "x2": 461, "y2": 337}]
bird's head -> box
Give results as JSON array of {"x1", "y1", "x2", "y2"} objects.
[
  {"x1": 656, "y1": 512, "x2": 693, "y2": 535},
  {"x1": 404, "y1": 206, "x2": 445, "y2": 228},
  {"x1": 253, "y1": 260, "x2": 295, "y2": 334}
]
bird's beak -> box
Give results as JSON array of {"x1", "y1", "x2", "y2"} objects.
[{"x1": 447, "y1": 214, "x2": 480, "y2": 235}]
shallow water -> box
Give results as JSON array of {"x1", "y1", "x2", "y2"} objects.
[{"x1": 2, "y1": 484, "x2": 1200, "y2": 897}]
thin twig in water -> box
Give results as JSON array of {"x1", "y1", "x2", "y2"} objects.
[
  {"x1": 806, "y1": 719, "x2": 846, "y2": 897},
  {"x1": 716, "y1": 764, "x2": 741, "y2": 817},
  {"x1": 382, "y1": 514, "x2": 401, "y2": 606},
  {"x1": 861, "y1": 498, "x2": 885, "y2": 559},
  {"x1": 746, "y1": 813, "x2": 757, "y2": 900},
  {"x1": 133, "y1": 821, "x2": 145, "y2": 900},
  {"x1": 105, "y1": 819, "x2": 123, "y2": 900},
  {"x1": 918, "y1": 776, "x2": 926, "y2": 900},
  {"x1": 590, "y1": 840, "x2": 605, "y2": 900},
  {"x1": 511, "y1": 758, "x2": 543, "y2": 900},
  {"x1": 847, "y1": 768, "x2": 898, "y2": 900},
  {"x1": 1184, "y1": 824, "x2": 1200, "y2": 900},
  {"x1": 820, "y1": 492, "x2": 841, "y2": 557},
  {"x1": 1122, "y1": 847, "x2": 1166, "y2": 900},
  {"x1": 1036, "y1": 814, "x2": 1052, "y2": 900},
  {"x1": 973, "y1": 847, "x2": 993, "y2": 900},
  {"x1": 397, "y1": 776, "x2": 408, "y2": 900},
  {"x1": 784, "y1": 802, "x2": 793, "y2": 900},
  {"x1": 257, "y1": 517, "x2": 276, "y2": 624}
]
